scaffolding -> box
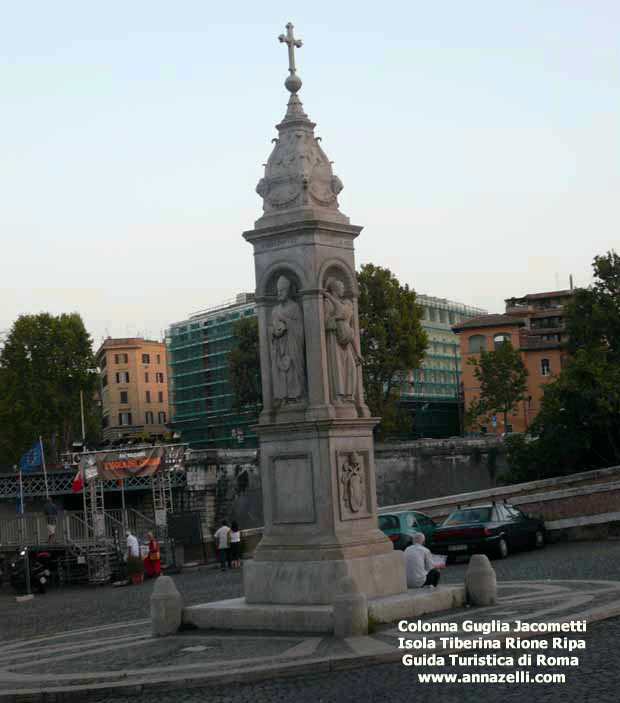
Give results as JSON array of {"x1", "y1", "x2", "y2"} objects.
[{"x1": 167, "y1": 296, "x2": 258, "y2": 448}]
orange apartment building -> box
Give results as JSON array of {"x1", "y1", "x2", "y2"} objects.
[
  {"x1": 453, "y1": 290, "x2": 574, "y2": 435},
  {"x1": 96, "y1": 337, "x2": 170, "y2": 442}
]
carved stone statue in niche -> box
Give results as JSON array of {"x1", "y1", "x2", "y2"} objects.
[
  {"x1": 324, "y1": 277, "x2": 362, "y2": 405},
  {"x1": 270, "y1": 275, "x2": 305, "y2": 405}
]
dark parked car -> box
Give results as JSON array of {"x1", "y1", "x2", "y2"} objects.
[
  {"x1": 378, "y1": 511, "x2": 438, "y2": 550},
  {"x1": 431, "y1": 503, "x2": 546, "y2": 563}
]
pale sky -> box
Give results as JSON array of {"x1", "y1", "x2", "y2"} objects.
[{"x1": 2, "y1": 1, "x2": 619, "y2": 348}]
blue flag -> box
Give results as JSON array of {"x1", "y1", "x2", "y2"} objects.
[{"x1": 18, "y1": 441, "x2": 43, "y2": 473}]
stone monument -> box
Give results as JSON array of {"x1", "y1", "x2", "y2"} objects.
[{"x1": 242, "y1": 22, "x2": 406, "y2": 605}]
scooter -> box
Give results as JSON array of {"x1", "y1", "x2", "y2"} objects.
[{"x1": 9, "y1": 548, "x2": 51, "y2": 594}]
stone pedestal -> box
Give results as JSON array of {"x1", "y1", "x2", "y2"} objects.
[{"x1": 243, "y1": 418, "x2": 405, "y2": 605}]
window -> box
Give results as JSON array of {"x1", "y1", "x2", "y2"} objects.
[
  {"x1": 156, "y1": 354, "x2": 161, "y2": 364},
  {"x1": 115, "y1": 353, "x2": 128, "y2": 364},
  {"x1": 493, "y1": 333, "x2": 511, "y2": 349},
  {"x1": 144, "y1": 372, "x2": 149, "y2": 383},
  {"x1": 468, "y1": 335, "x2": 486, "y2": 353},
  {"x1": 146, "y1": 390, "x2": 151, "y2": 403},
  {"x1": 445, "y1": 508, "x2": 492, "y2": 526},
  {"x1": 118, "y1": 412, "x2": 132, "y2": 426},
  {"x1": 156, "y1": 372, "x2": 164, "y2": 383},
  {"x1": 102, "y1": 374, "x2": 108, "y2": 387},
  {"x1": 541, "y1": 358, "x2": 551, "y2": 376},
  {"x1": 378, "y1": 515, "x2": 399, "y2": 531},
  {"x1": 158, "y1": 411, "x2": 167, "y2": 423},
  {"x1": 145, "y1": 411, "x2": 154, "y2": 424},
  {"x1": 158, "y1": 391, "x2": 163, "y2": 403},
  {"x1": 102, "y1": 415, "x2": 109, "y2": 428},
  {"x1": 142, "y1": 353, "x2": 150, "y2": 364},
  {"x1": 116, "y1": 371, "x2": 129, "y2": 383},
  {"x1": 120, "y1": 391, "x2": 128, "y2": 404},
  {"x1": 100, "y1": 355, "x2": 107, "y2": 370}
]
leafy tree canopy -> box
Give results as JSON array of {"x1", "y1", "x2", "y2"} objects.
[
  {"x1": 357, "y1": 264, "x2": 428, "y2": 438},
  {"x1": 0, "y1": 313, "x2": 99, "y2": 465},
  {"x1": 565, "y1": 250, "x2": 620, "y2": 361},
  {"x1": 466, "y1": 342, "x2": 528, "y2": 432},
  {"x1": 229, "y1": 317, "x2": 262, "y2": 413}
]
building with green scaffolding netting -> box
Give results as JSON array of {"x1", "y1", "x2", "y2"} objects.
[
  {"x1": 166, "y1": 291, "x2": 486, "y2": 448},
  {"x1": 166, "y1": 293, "x2": 257, "y2": 449},
  {"x1": 400, "y1": 295, "x2": 487, "y2": 438}
]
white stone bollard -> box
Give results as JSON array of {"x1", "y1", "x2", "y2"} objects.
[
  {"x1": 465, "y1": 554, "x2": 497, "y2": 606},
  {"x1": 333, "y1": 576, "x2": 368, "y2": 638},
  {"x1": 151, "y1": 575, "x2": 182, "y2": 636}
]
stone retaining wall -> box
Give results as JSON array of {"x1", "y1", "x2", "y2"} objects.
[
  {"x1": 234, "y1": 465, "x2": 620, "y2": 555},
  {"x1": 374, "y1": 437, "x2": 506, "y2": 505}
]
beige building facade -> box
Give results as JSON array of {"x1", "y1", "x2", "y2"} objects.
[{"x1": 96, "y1": 337, "x2": 170, "y2": 442}]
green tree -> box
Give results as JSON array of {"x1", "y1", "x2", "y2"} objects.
[
  {"x1": 467, "y1": 342, "x2": 528, "y2": 433},
  {"x1": 229, "y1": 317, "x2": 262, "y2": 413},
  {"x1": 506, "y1": 251, "x2": 620, "y2": 480},
  {"x1": 357, "y1": 264, "x2": 428, "y2": 439},
  {"x1": 0, "y1": 313, "x2": 100, "y2": 465},
  {"x1": 565, "y1": 250, "x2": 620, "y2": 361}
]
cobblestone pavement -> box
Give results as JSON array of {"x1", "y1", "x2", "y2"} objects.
[
  {"x1": 2, "y1": 542, "x2": 620, "y2": 701},
  {"x1": 0, "y1": 564, "x2": 243, "y2": 641},
  {"x1": 3, "y1": 541, "x2": 620, "y2": 642},
  {"x1": 87, "y1": 616, "x2": 620, "y2": 703},
  {"x1": 2, "y1": 579, "x2": 620, "y2": 700}
]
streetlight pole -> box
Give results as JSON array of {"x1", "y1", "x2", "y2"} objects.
[{"x1": 80, "y1": 389, "x2": 86, "y2": 443}]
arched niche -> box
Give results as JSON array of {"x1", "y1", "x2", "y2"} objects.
[
  {"x1": 320, "y1": 261, "x2": 357, "y2": 297},
  {"x1": 264, "y1": 269, "x2": 304, "y2": 302},
  {"x1": 257, "y1": 260, "x2": 306, "y2": 299}
]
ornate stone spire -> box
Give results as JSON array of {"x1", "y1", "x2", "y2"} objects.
[{"x1": 255, "y1": 22, "x2": 349, "y2": 228}]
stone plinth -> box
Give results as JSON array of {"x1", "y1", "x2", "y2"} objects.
[
  {"x1": 182, "y1": 586, "x2": 466, "y2": 634},
  {"x1": 243, "y1": 418, "x2": 406, "y2": 605}
]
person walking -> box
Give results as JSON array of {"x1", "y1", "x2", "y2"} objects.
[
  {"x1": 214, "y1": 520, "x2": 231, "y2": 571},
  {"x1": 143, "y1": 531, "x2": 161, "y2": 578},
  {"x1": 126, "y1": 530, "x2": 139, "y2": 560},
  {"x1": 230, "y1": 521, "x2": 242, "y2": 569}
]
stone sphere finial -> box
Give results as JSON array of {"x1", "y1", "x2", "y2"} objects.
[{"x1": 285, "y1": 72, "x2": 302, "y2": 95}]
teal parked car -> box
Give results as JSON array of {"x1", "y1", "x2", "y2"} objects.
[{"x1": 378, "y1": 511, "x2": 438, "y2": 551}]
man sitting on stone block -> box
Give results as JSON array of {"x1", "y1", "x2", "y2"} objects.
[{"x1": 404, "y1": 533, "x2": 441, "y2": 588}]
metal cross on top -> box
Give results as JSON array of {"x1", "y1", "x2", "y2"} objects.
[{"x1": 279, "y1": 22, "x2": 302, "y2": 74}]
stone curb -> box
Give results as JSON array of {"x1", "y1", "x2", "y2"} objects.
[{"x1": 3, "y1": 596, "x2": 620, "y2": 702}]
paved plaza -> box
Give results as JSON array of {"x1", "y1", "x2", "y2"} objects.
[{"x1": 2, "y1": 541, "x2": 620, "y2": 701}]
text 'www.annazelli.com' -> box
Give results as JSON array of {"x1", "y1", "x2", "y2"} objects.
[{"x1": 418, "y1": 672, "x2": 565, "y2": 684}]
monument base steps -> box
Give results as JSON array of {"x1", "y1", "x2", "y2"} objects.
[{"x1": 182, "y1": 585, "x2": 465, "y2": 634}]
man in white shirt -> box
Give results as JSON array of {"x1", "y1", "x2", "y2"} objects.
[
  {"x1": 126, "y1": 531, "x2": 139, "y2": 560},
  {"x1": 214, "y1": 520, "x2": 232, "y2": 571},
  {"x1": 404, "y1": 532, "x2": 440, "y2": 588}
]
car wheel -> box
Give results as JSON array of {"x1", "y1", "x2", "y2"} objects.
[
  {"x1": 534, "y1": 530, "x2": 545, "y2": 549},
  {"x1": 496, "y1": 537, "x2": 509, "y2": 559},
  {"x1": 446, "y1": 554, "x2": 457, "y2": 565}
]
